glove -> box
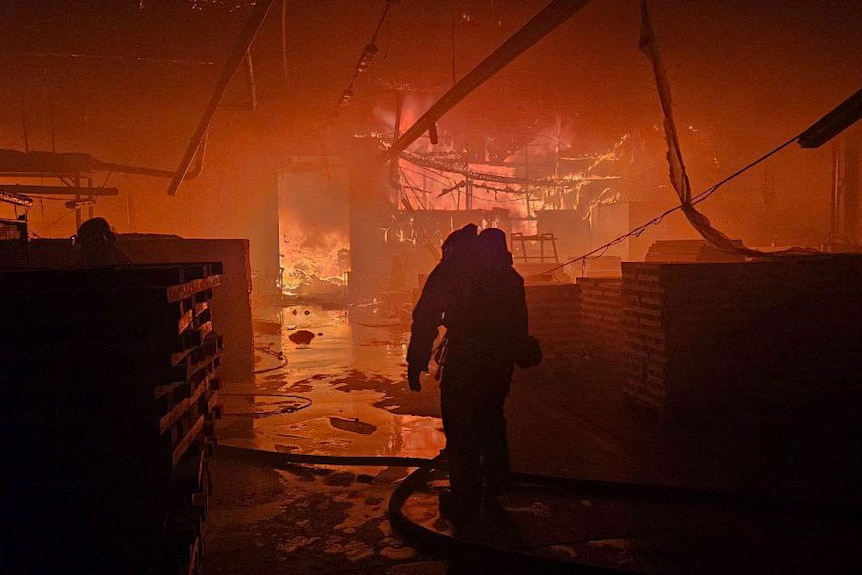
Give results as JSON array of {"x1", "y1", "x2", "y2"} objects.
[{"x1": 407, "y1": 365, "x2": 423, "y2": 392}]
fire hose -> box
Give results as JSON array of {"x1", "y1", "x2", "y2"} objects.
[{"x1": 218, "y1": 444, "x2": 860, "y2": 574}]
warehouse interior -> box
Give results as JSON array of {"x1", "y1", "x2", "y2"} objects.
[{"x1": 2, "y1": 1, "x2": 862, "y2": 573}]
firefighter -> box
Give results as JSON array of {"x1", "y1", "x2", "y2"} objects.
[
  {"x1": 73, "y1": 217, "x2": 132, "y2": 266},
  {"x1": 406, "y1": 223, "x2": 478, "y2": 391},
  {"x1": 408, "y1": 226, "x2": 530, "y2": 521}
]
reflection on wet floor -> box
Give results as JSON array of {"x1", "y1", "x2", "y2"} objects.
[
  {"x1": 206, "y1": 452, "x2": 436, "y2": 575},
  {"x1": 218, "y1": 304, "x2": 445, "y2": 460},
  {"x1": 209, "y1": 305, "x2": 862, "y2": 575}
]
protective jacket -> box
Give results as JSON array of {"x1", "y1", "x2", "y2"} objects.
[
  {"x1": 443, "y1": 263, "x2": 528, "y2": 371},
  {"x1": 406, "y1": 224, "x2": 477, "y2": 373}
]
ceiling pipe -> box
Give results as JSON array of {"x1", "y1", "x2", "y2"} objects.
[
  {"x1": 166, "y1": 0, "x2": 276, "y2": 195},
  {"x1": 0, "y1": 142, "x2": 206, "y2": 180},
  {"x1": 0, "y1": 185, "x2": 117, "y2": 196}
]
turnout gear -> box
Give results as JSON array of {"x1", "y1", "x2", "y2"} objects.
[{"x1": 406, "y1": 226, "x2": 537, "y2": 516}]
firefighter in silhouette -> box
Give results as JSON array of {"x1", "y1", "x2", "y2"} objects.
[
  {"x1": 73, "y1": 217, "x2": 132, "y2": 266},
  {"x1": 406, "y1": 223, "x2": 478, "y2": 391},
  {"x1": 408, "y1": 226, "x2": 531, "y2": 520}
]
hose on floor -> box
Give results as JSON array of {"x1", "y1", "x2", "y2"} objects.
[
  {"x1": 252, "y1": 344, "x2": 288, "y2": 374},
  {"x1": 218, "y1": 444, "x2": 861, "y2": 574}
]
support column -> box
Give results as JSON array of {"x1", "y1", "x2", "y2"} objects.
[
  {"x1": 348, "y1": 140, "x2": 391, "y2": 302},
  {"x1": 844, "y1": 129, "x2": 861, "y2": 243}
]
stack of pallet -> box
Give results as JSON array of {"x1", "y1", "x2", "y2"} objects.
[
  {"x1": 524, "y1": 284, "x2": 583, "y2": 373},
  {"x1": 577, "y1": 277, "x2": 623, "y2": 362},
  {"x1": 0, "y1": 216, "x2": 29, "y2": 267},
  {"x1": 0, "y1": 263, "x2": 223, "y2": 574},
  {"x1": 620, "y1": 264, "x2": 667, "y2": 410},
  {"x1": 621, "y1": 256, "x2": 862, "y2": 415},
  {"x1": 645, "y1": 239, "x2": 746, "y2": 263}
]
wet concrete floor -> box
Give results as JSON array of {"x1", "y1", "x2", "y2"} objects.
[
  {"x1": 204, "y1": 304, "x2": 862, "y2": 574},
  {"x1": 219, "y1": 305, "x2": 445, "y2": 459},
  {"x1": 206, "y1": 304, "x2": 445, "y2": 574}
]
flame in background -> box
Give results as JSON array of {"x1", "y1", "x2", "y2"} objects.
[
  {"x1": 278, "y1": 165, "x2": 350, "y2": 297},
  {"x1": 277, "y1": 97, "x2": 628, "y2": 295},
  {"x1": 383, "y1": 95, "x2": 619, "y2": 239},
  {"x1": 382, "y1": 95, "x2": 535, "y2": 228},
  {"x1": 281, "y1": 229, "x2": 349, "y2": 293}
]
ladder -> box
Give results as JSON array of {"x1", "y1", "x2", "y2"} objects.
[{"x1": 510, "y1": 232, "x2": 559, "y2": 265}]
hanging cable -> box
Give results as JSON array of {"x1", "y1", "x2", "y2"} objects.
[
  {"x1": 450, "y1": 0, "x2": 457, "y2": 86},
  {"x1": 690, "y1": 136, "x2": 797, "y2": 205},
  {"x1": 281, "y1": 0, "x2": 290, "y2": 87},
  {"x1": 20, "y1": 97, "x2": 30, "y2": 153},
  {"x1": 332, "y1": 0, "x2": 395, "y2": 114},
  {"x1": 544, "y1": 133, "x2": 810, "y2": 276}
]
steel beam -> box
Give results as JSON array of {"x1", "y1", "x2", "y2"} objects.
[
  {"x1": 0, "y1": 185, "x2": 118, "y2": 196},
  {"x1": 387, "y1": 0, "x2": 593, "y2": 157},
  {"x1": 798, "y1": 87, "x2": 862, "y2": 149},
  {"x1": 166, "y1": 0, "x2": 276, "y2": 195}
]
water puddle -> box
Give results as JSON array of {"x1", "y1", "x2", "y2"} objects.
[{"x1": 219, "y1": 304, "x2": 445, "y2": 459}]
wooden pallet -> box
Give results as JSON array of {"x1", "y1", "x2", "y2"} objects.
[
  {"x1": 621, "y1": 257, "x2": 862, "y2": 415},
  {"x1": 0, "y1": 263, "x2": 225, "y2": 573}
]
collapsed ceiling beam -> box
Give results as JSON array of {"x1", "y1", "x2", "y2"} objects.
[
  {"x1": 400, "y1": 151, "x2": 617, "y2": 188},
  {"x1": 387, "y1": 0, "x2": 593, "y2": 157},
  {"x1": 166, "y1": 0, "x2": 276, "y2": 196}
]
